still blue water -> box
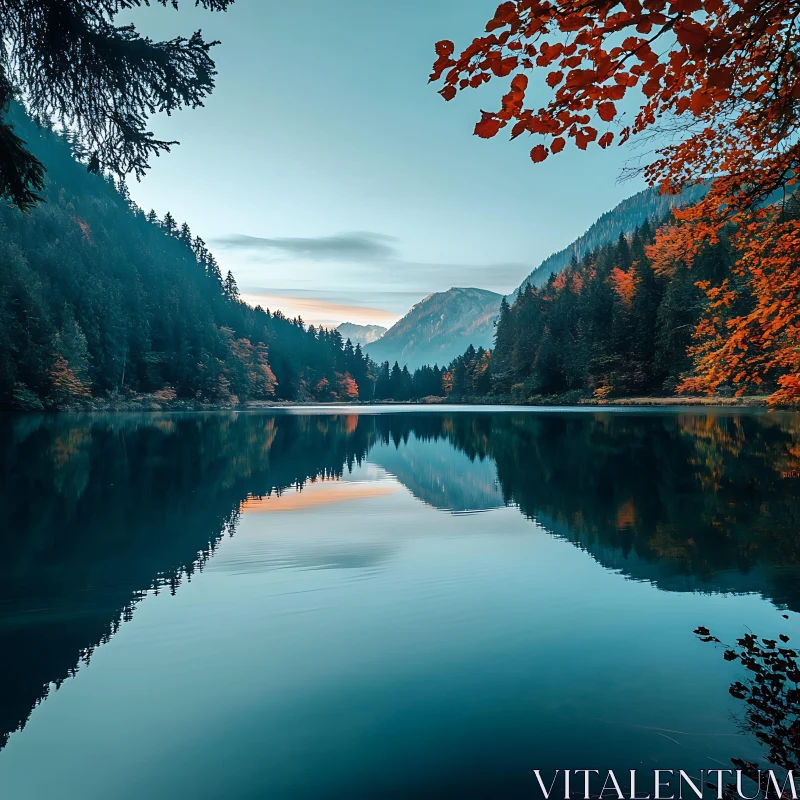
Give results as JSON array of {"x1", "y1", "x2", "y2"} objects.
[{"x1": 0, "y1": 408, "x2": 798, "y2": 798}]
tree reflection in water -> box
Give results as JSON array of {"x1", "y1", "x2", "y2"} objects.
[{"x1": 0, "y1": 408, "x2": 798, "y2": 759}]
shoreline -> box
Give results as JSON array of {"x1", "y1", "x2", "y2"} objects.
[{"x1": 4, "y1": 394, "x2": 790, "y2": 413}]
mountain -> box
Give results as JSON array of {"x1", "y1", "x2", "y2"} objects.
[
  {"x1": 365, "y1": 287, "x2": 502, "y2": 370},
  {"x1": 514, "y1": 183, "x2": 708, "y2": 291},
  {"x1": 336, "y1": 322, "x2": 386, "y2": 347},
  {"x1": 370, "y1": 435, "x2": 505, "y2": 512},
  {"x1": 370, "y1": 185, "x2": 709, "y2": 371}
]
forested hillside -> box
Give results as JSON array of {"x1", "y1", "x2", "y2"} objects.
[
  {"x1": 360, "y1": 197, "x2": 796, "y2": 405},
  {"x1": 514, "y1": 184, "x2": 708, "y2": 291},
  {"x1": 370, "y1": 186, "x2": 709, "y2": 374},
  {"x1": 446, "y1": 218, "x2": 699, "y2": 400},
  {"x1": 0, "y1": 108, "x2": 375, "y2": 409},
  {"x1": 438, "y1": 203, "x2": 798, "y2": 404}
]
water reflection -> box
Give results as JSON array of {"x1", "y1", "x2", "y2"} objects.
[
  {"x1": 0, "y1": 412, "x2": 376, "y2": 751},
  {"x1": 0, "y1": 408, "x2": 798, "y2": 765}
]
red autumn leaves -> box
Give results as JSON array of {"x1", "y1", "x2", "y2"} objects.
[
  {"x1": 430, "y1": 0, "x2": 800, "y2": 402},
  {"x1": 430, "y1": 0, "x2": 800, "y2": 182},
  {"x1": 474, "y1": 73, "x2": 528, "y2": 141}
]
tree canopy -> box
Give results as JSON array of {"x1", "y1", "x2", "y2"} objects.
[
  {"x1": 431, "y1": 0, "x2": 798, "y2": 199},
  {"x1": 431, "y1": 0, "x2": 800, "y2": 403},
  {"x1": 0, "y1": 0, "x2": 234, "y2": 210}
]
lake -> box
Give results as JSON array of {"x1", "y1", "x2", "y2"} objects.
[{"x1": 0, "y1": 407, "x2": 798, "y2": 799}]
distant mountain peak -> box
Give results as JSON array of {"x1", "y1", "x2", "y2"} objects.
[
  {"x1": 335, "y1": 322, "x2": 387, "y2": 347},
  {"x1": 365, "y1": 287, "x2": 502, "y2": 370}
]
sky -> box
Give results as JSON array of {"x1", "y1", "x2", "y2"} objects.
[{"x1": 120, "y1": 0, "x2": 646, "y2": 327}]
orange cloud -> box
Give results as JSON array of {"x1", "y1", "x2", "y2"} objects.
[
  {"x1": 239, "y1": 293, "x2": 398, "y2": 327},
  {"x1": 240, "y1": 480, "x2": 397, "y2": 513}
]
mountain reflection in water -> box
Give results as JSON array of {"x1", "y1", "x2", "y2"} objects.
[{"x1": 0, "y1": 408, "x2": 798, "y2": 797}]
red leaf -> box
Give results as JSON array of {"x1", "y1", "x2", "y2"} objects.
[
  {"x1": 493, "y1": 56, "x2": 519, "y2": 77},
  {"x1": 599, "y1": 131, "x2": 614, "y2": 148},
  {"x1": 511, "y1": 119, "x2": 529, "y2": 138},
  {"x1": 559, "y1": 14, "x2": 588, "y2": 32},
  {"x1": 530, "y1": 144, "x2": 549, "y2": 163},
  {"x1": 475, "y1": 114, "x2": 504, "y2": 138},
  {"x1": 551, "y1": 136, "x2": 566, "y2": 153},
  {"x1": 642, "y1": 77, "x2": 661, "y2": 97},
  {"x1": 597, "y1": 102, "x2": 617, "y2": 122},
  {"x1": 440, "y1": 85, "x2": 457, "y2": 101},
  {"x1": 690, "y1": 88, "x2": 710, "y2": 116},
  {"x1": 547, "y1": 70, "x2": 564, "y2": 88},
  {"x1": 510, "y1": 73, "x2": 529, "y2": 92},
  {"x1": 675, "y1": 19, "x2": 709, "y2": 52},
  {"x1": 707, "y1": 66, "x2": 734, "y2": 90},
  {"x1": 435, "y1": 41, "x2": 455, "y2": 57},
  {"x1": 672, "y1": 0, "x2": 702, "y2": 11},
  {"x1": 566, "y1": 69, "x2": 597, "y2": 90}
]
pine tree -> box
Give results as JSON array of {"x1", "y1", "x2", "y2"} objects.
[
  {"x1": 162, "y1": 212, "x2": 177, "y2": 236},
  {"x1": 374, "y1": 361, "x2": 391, "y2": 400},
  {"x1": 451, "y1": 358, "x2": 468, "y2": 399},
  {"x1": 389, "y1": 361, "x2": 403, "y2": 399},
  {"x1": 205, "y1": 254, "x2": 223, "y2": 288},
  {"x1": 492, "y1": 296, "x2": 514, "y2": 394},
  {"x1": 631, "y1": 223, "x2": 661, "y2": 391},
  {"x1": 116, "y1": 179, "x2": 133, "y2": 211},
  {"x1": 0, "y1": 1, "x2": 236, "y2": 211},
  {"x1": 616, "y1": 231, "x2": 632, "y2": 272},
  {"x1": 400, "y1": 365, "x2": 413, "y2": 400},
  {"x1": 223, "y1": 272, "x2": 240, "y2": 301}
]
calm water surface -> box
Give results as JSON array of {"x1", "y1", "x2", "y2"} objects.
[{"x1": 0, "y1": 407, "x2": 798, "y2": 798}]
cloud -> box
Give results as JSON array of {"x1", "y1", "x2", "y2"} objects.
[
  {"x1": 240, "y1": 482, "x2": 398, "y2": 513},
  {"x1": 239, "y1": 292, "x2": 400, "y2": 327},
  {"x1": 240, "y1": 286, "x2": 425, "y2": 307},
  {"x1": 213, "y1": 231, "x2": 399, "y2": 262}
]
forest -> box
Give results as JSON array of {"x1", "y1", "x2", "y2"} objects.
[
  {"x1": 2, "y1": 0, "x2": 799, "y2": 409},
  {"x1": 438, "y1": 213, "x2": 739, "y2": 403},
  {"x1": 2, "y1": 104, "x2": 796, "y2": 409},
  {"x1": 0, "y1": 107, "x2": 376, "y2": 410},
  {"x1": 374, "y1": 199, "x2": 799, "y2": 405}
]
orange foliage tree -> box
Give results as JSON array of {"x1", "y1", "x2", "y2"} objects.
[
  {"x1": 609, "y1": 265, "x2": 636, "y2": 307},
  {"x1": 49, "y1": 356, "x2": 91, "y2": 405},
  {"x1": 431, "y1": 0, "x2": 800, "y2": 402},
  {"x1": 336, "y1": 372, "x2": 360, "y2": 400},
  {"x1": 673, "y1": 213, "x2": 800, "y2": 403}
]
